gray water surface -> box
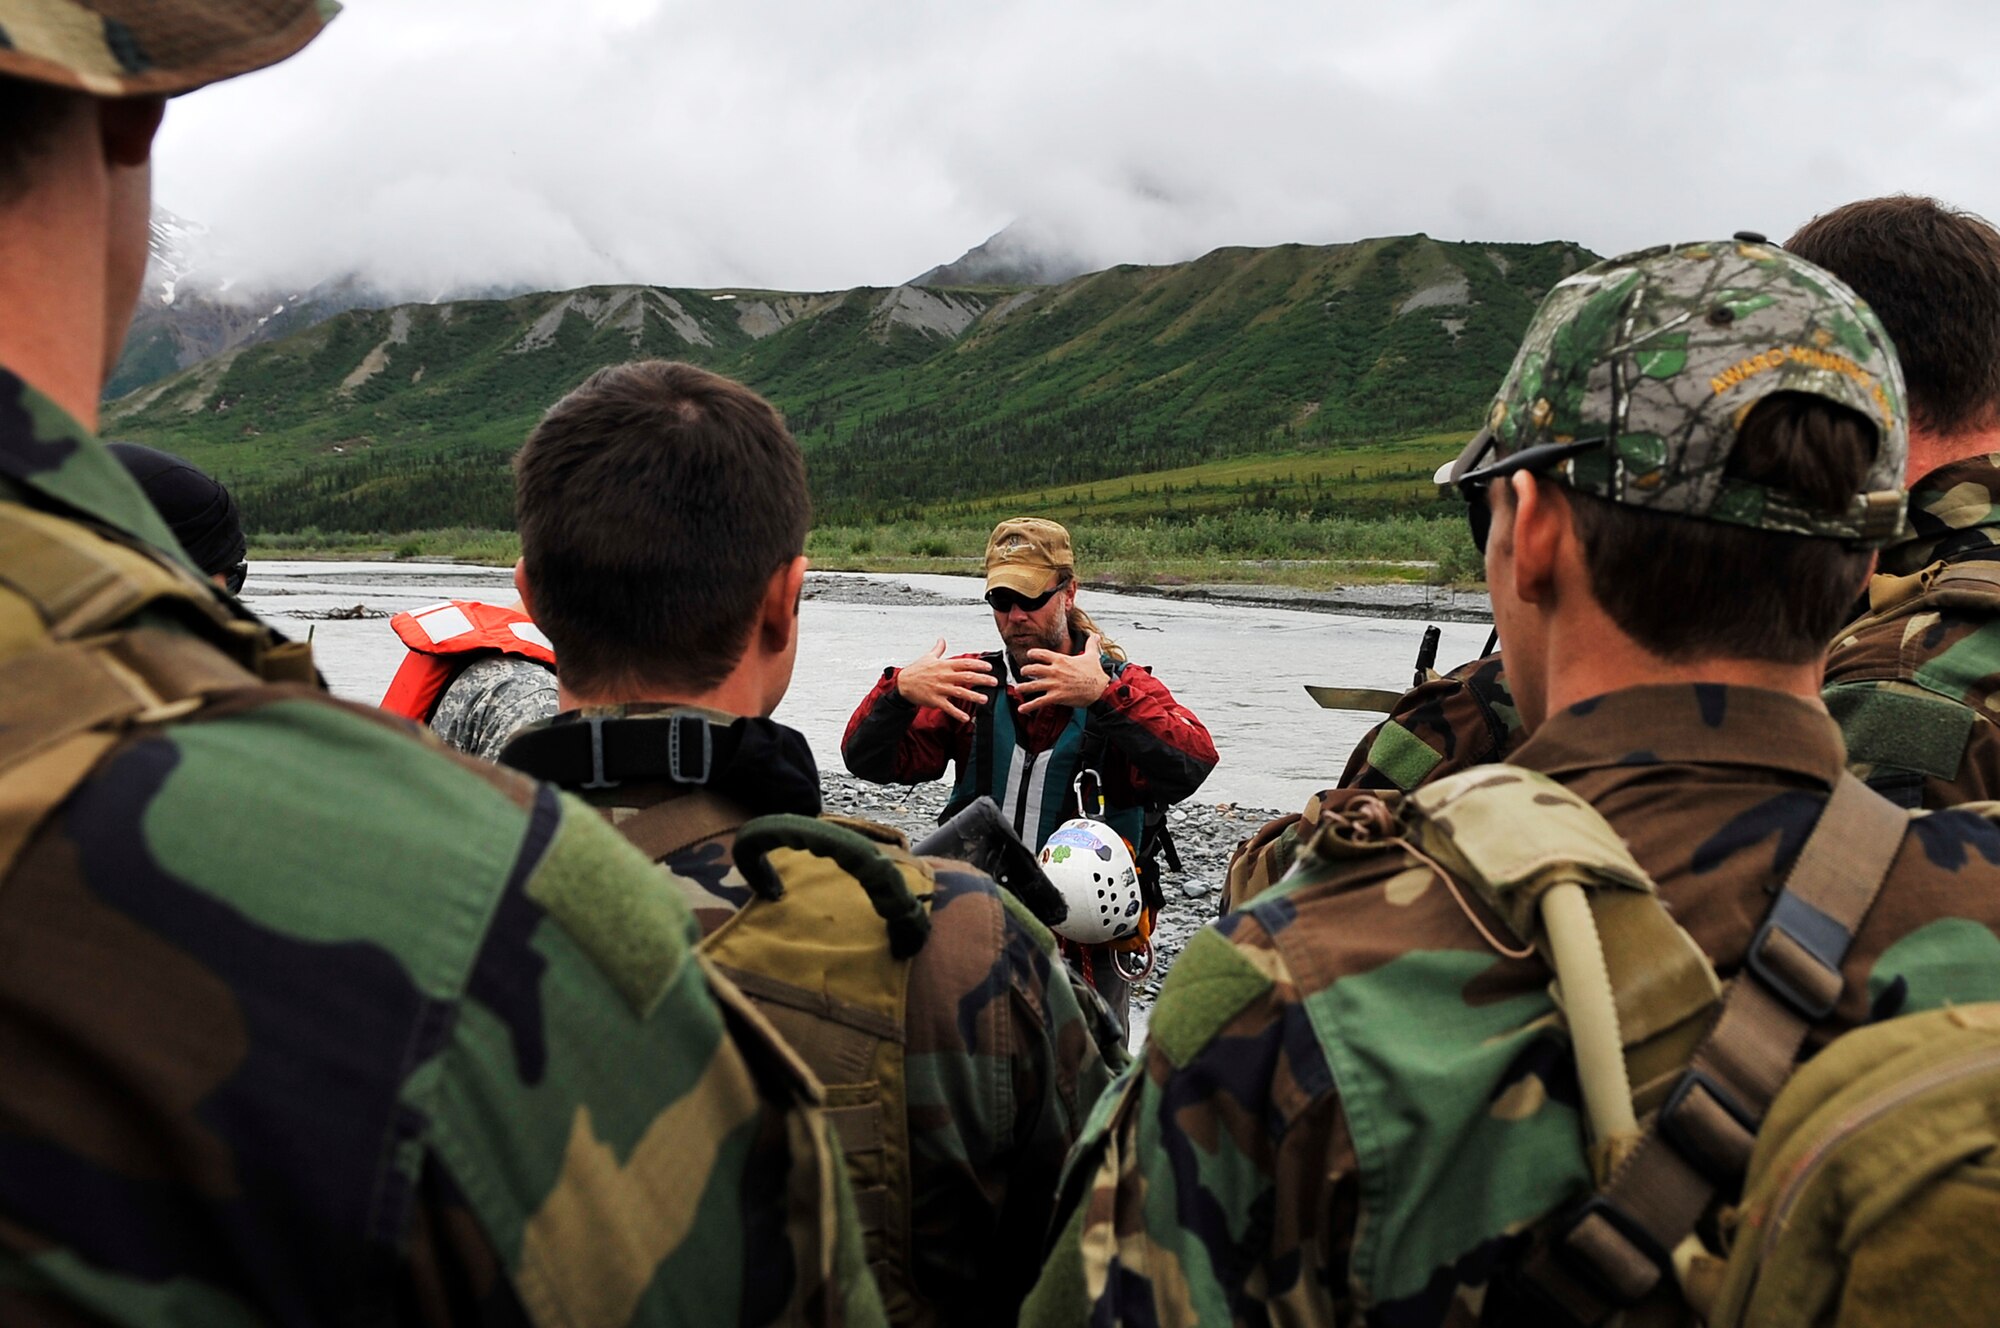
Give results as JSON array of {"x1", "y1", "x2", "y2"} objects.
[{"x1": 244, "y1": 562, "x2": 1494, "y2": 814}]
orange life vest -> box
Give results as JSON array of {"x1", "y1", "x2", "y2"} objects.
[{"x1": 379, "y1": 600, "x2": 556, "y2": 723}]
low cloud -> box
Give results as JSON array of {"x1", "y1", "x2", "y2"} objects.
[{"x1": 153, "y1": 0, "x2": 2000, "y2": 297}]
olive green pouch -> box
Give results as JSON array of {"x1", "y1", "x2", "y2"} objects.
[{"x1": 1709, "y1": 1003, "x2": 2000, "y2": 1327}]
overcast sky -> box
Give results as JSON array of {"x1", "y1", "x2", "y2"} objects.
[{"x1": 153, "y1": 0, "x2": 2000, "y2": 297}]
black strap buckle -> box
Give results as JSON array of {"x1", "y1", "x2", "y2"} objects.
[
  {"x1": 667, "y1": 713, "x2": 713, "y2": 784},
  {"x1": 1747, "y1": 890, "x2": 1849, "y2": 1020},
  {"x1": 580, "y1": 715, "x2": 617, "y2": 789},
  {"x1": 1658, "y1": 1067, "x2": 1759, "y2": 1185},
  {"x1": 1553, "y1": 1194, "x2": 1673, "y2": 1309}
]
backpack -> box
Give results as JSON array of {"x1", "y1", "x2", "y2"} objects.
[
  {"x1": 1705, "y1": 1001, "x2": 2000, "y2": 1327},
  {"x1": 1825, "y1": 557, "x2": 2000, "y2": 806},
  {"x1": 0, "y1": 501, "x2": 316, "y2": 876},
  {"x1": 609, "y1": 797, "x2": 941, "y2": 1327},
  {"x1": 1381, "y1": 763, "x2": 2000, "y2": 1325}
]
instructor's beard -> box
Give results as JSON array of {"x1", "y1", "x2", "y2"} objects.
[{"x1": 1002, "y1": 615, "x2": 1070, "y2": 680}]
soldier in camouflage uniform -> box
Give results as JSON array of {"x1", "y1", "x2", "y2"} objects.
[
  {"x1": 0, "y1": 7, "x2": 880, "y2": 1325},
  {"x1": 1277, "y1": 204, "x2": 2000, "y2": 838},
  {"x1": 491, "y1": 360, "x2": 1124, "y2": 1327},
  {"x1": 1796, "y1": 198, "x2": 2000, "y2": 806},
  {"x1": 1028, "y1": 242, "x2": 2000, "y2": 1326}
]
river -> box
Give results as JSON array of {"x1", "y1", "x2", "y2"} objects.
[{"x1": 243, "y1": 561, "x2": 1495, "y2": 814}]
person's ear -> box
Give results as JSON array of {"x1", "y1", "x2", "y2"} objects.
[
  {"x1": 1506, "y1": 472, "x2": 1567, "y2": 606},
  {"x1": 761, "y1": 555, "x2": 809, "y2": 652},
  {"x1": 98, "y1": 97, "x2": 164, "y2": 168}
]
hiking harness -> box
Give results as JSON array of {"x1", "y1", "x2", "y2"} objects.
[{"x1": 939, "y1": 650, "x2": 1178, "y2": 963}]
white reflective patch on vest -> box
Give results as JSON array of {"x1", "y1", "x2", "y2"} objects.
[
  {"x1": 1002, "y1": 746, "x2": 1031, "y2": 842},
  {"x1": 1020, "y1": 752, "x2": 1054, "y2": 850},
  {"x1": 413, "y1": 604, "x2": 476, "y2": 645},
  {"x1": 510, "y1": 621, "x2": 553, "y2": 651}
]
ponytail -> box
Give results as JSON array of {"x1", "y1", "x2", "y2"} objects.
[{"x1": 1069, "y1": 603, "x2": 1125, "y2": 663}]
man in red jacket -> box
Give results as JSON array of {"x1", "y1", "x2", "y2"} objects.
[{"x1": 842, "y1": 517, "x2": 1217, "y2": 1024}]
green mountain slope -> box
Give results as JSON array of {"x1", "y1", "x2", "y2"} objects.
[{"x1": 105, "y1": 233, "x2": 1594, "y2": 532}]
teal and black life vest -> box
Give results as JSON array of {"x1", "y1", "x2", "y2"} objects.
[{"x1": 943, "y1": 652, "x2": 1145, "y2": 853}]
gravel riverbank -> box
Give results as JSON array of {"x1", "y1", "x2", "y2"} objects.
[{"x1": 820, "y1": 771, "x2": 1288, "y2": 1016}]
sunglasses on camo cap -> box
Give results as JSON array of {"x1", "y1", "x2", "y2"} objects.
[
  {"x1": 1455, "y1": 436, "x2": 1609, "y2": 554},
  {"x1": 984, "y1": 580, "x2": 1069, "y2": 613}
]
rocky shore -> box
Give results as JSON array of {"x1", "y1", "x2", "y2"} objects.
[{"x1": 820, "y1": 771, "x2": 1289, "y2": 1015}]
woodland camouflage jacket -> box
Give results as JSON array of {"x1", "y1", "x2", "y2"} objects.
[
  {"x1": 506, "y1": 704, "x2": 1126, "y2": 1328},
  {"x1": 0, "y1": 369, "x2": 882, "y2": 1327},
  {"x1": 1824, "y1": 454, "x2": 2000, "y2": 807},
  {"x1": 1028, "y1": 685, "x2": 2000, "y2": 1327}
]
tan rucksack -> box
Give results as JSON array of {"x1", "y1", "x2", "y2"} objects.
[
  {"x1": 610, "y1": 799, "x2": 940, "y2": 1327},
  {"x1": 1704, "y1": 1001, "x2": 2000, "y2": 1327}
]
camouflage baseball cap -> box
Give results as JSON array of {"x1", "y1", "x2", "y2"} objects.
[
  {"x1": 984, "y1": 517, "x2": 1073, "y2": 596},
  {"x1": 1451, "y1": 239, "x2": 1910, "y2": 546},
  {"x1": 0, "y1": 0, "x2": 337, "y2": 97}
]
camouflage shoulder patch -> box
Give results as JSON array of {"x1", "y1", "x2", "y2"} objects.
[
  {"x1": 527, "y1": 792, "x2": 698, "y2": 1016},
  {"x1": 1148, "y1": 927, "x2": 1273, "y2": 1068}
]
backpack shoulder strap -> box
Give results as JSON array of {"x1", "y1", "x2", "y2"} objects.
[
  {"x1": 612, "y1": 790, "x2": 751, "y2": 864},
  {"x1": 1514, "y1": 771, "x2": 1908, "y2": 1324},
  {"x1": 0, "y1": 500, "x2": 310, "y2": 681},
  {"x1": 0, "y1": 503, "x2": 315, "y2": 879}
]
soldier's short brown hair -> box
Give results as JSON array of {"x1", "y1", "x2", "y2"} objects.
[
  {"x1": 1787, "y1": 196, "x2": 2000, "y2": 436},
  {"x1": 515, "y1": 360, "x2": 811, "y2": 696},
  {"x1": 1564, "y1": 394, "x2": 1877, "y2": 664}
]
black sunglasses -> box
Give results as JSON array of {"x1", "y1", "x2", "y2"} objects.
[
  {"x1": 984, "y1": 580, "x2": 1068, "y2": 613},
  {"x1": 1456, "y1": 437, "x2": 1609, "y2": 554}
]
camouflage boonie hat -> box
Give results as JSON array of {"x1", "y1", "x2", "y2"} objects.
[
  {"x1": 0, "y1": 0, "x2": 336, "y2": 97},
  {"x1": 1451, "y1": 240, "x2": 1910, "y2": 546}
]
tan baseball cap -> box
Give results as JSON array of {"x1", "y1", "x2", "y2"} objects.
[
  {"x1": 0, "y1": 0, "x2": 338, "y2": 98},
  {"x1": 983, "y1": 517, "x2": 1073, "y2": 596}
]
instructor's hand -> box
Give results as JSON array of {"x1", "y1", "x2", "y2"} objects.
[
  {"x1": 1018, "y1": 633, "x2": 1109, "y2": 713},
  {"x1": 896, "y1": 640, "x2": 994, "y2": 722}
]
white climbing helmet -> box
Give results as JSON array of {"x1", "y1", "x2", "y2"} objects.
[{"x1": 1039, "y1": 817, "x2": 1144, "y2": 945}]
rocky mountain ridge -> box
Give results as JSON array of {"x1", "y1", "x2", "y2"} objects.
[{"x1": 106, "y1": 232, "x2": 1597, "y2": 533}]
